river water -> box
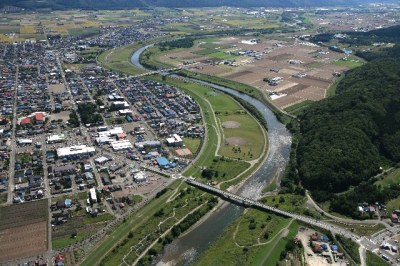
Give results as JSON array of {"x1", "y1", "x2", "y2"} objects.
[{"x1": 131, "y1": 46, "x2": 292, "y2": 265}]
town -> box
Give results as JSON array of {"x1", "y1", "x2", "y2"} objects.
[{"x1": 1, "y1": 3, "x2": 400, "y2": 266}]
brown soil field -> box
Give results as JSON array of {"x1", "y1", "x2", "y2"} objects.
[
  {"x1": 225, "y1": 137, "x2": 246, "y2": 146},
  {"x1": 222, "y1": 121, "x2": 240, "y2": 129},
  {"x1": 273, "y1": 95, "x2": 305, "y2": 109},
  {"x1": 49, "y1": 84, "x2": 66, "y2": 93},
  {"x1": 0, "y1": 221, "x2": 48, "y2": 262},
  {"x1": 0, "y1": 200, "x2": 48, "y2": 262}
]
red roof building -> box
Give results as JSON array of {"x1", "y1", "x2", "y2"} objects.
[
  {"x1": 35, "y1": 113, "x2": 45, "y2": 122},
  {"x1": 20, "y1": 117, "x2": 32, "y2": 125}
]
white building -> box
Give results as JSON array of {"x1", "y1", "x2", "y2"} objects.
[
  {"x1": 47, "y1": 134, "x2": 66, "y2": 144},
  {"x1": 89, "y1": 187, "x2": 97, "y2": 202},
  {"x1": 97, "y1": 127, "x2": 124, "y2": 138},
  {"x1": 119, "y1": 109, "x2": 132, "y2": 115},
  {"x1": 56, "y1": 145, "x2": 96, "y2": 159},
  {"x1": 111, "y1": 140, "x2": 133, "y2": 151},
  {"x1": 166, "y1": 134, "x2": 183, "y2": 147},
  {"x1": 133, "y1": 171, "x2": 147, "y2": 182},
  {"x1": 17, "y1": 139, "x2": 33, "y2": 145}
]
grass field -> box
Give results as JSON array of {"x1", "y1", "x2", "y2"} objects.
[
  {"x1": 85, "y1": 182, "x2": 213, "y2": 265},
  {"x1": 283, "y1": 100, "x2": 313, "y2": 116},
  {"x1": 0, "y1": 193, "x2": 7, "y2": 205},
  {"x1": 81, "y1": 181, "x2": 181, "y2": 265},
  {"x1": 193, "y1": 208, "x2": 295, "y2": 266},
  {"x1": 251, "y1": 221, "x2": 299, "y2": 266},
  {"x1": 97, "y1": 44, "x2": 146, "y2": 76},
  {"x1": 333, "y1": 56, "x2": 364, "y2": 68},
  {"x1": 366, "y1": 250, "x2": 389, "y2": 266},
  {"x1": 326, "y1": 74, "x2": 345, "y2": 97},
  {"x1": 183, "y1": 137, "x2": 202, "y2": 155}
]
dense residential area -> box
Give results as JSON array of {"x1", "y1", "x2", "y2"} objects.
[{"x1": 0, "y1": 2, "x2": 400, "y2": 266}]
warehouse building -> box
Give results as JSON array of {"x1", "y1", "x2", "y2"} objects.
[
  {"x1": 111, "y1": 140, "x2": 133, "y2": 151},
  {"x1": 56, "y1": 145, "x2": 96, "y2": 159}
]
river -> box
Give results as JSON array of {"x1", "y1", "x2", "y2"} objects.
[{"x1": 131, "y1": 46, "x2": 292, "y2": 265}]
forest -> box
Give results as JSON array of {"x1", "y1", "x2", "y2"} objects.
[{"x1": 284, "y1": 29, "x2": 400, "y2": 217}]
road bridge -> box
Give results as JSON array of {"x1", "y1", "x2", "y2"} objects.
[{"x1": 184, "y1": 178, "x2": 361, "y2": 242}]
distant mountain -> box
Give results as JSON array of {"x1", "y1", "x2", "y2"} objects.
[{"x1": 0, "y1": 0, "x2": 386, "y2": 10}]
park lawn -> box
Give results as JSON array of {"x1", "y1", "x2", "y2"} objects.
[
  {"x1": 366, "y1": 250, "x2": 389, "y2": 266},
  {"x1": 219, "y1": 113, "x2": 265, "y2": 160},
  {"x1": 194, "y1": 210, "x2": 292, "y2": 266},
  {"x1": 204, "y1": 158, "x2": 250, "y2": 183},
  {"x1": 81, "y1": 181, "x2": 181, "y2": 266},
  {"x1": 207, "y1": 90, "x2": 241, "y2": 113},
  {"x1": 251, "y1": 221, "x2": 299, "y2": 266},
  {"x1": 260, "y1": 194, "x2": 307, "y2": 214},
  {"x1": 98, "y1": 184, "x2": 210, "y2": 265},
  {"x1": 183, "y1": 137, "x2": 202, "y2": 155},
  {"x1": 235, "y1": 210, "x2": 288, "y2": 246}
]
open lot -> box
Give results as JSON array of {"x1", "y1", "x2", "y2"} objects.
[{"x1": 0, "y1": 200, "x2": 48, "y2": 262}]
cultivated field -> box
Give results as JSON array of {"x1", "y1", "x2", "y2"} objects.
[
  {"x1": 0, "y1": 200, "x2": 48, "y2": 262},
  {"x1": 155, "y1": 36, "x2": 357, "y2": 108}
]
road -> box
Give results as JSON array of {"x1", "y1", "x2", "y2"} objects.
[
  {"x1": 183, "y1": 177, "x2": 400, "y2": 265},
  {"x1": 305, "y1": 191, "x2": 391, "y2": 228},
  {"x1": 6, "y1": 66, "x2": 18, "y2": 204}
]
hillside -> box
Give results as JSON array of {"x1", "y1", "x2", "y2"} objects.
[
  {"x1": 284, "y1": 36, "x2": 400, "y2": 217},
  {"x1": 0, "y1": 0, "x2": 382, "y2": 10}
]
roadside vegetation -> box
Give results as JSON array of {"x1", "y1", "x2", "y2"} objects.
[
  {"x1": 366, "y1": 250, "x2": 390, "y2": 266},
  {"x1": 335, "y1": 235, "x2": 361, "y2": 265}
]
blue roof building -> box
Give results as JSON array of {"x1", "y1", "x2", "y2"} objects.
[{"x1": 156, "y1": 157, "x2": 169, "y2": 167}]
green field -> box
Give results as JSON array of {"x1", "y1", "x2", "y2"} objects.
[
  {"x1": 81, "y1": 181, "x2": 181, "y2": 266},
  {"x1": 97, "y1": 43, "x2": 147, "y2": 76},
  {"x1": 283, "y1": 100, "x2": 313, "y2": 116},
  {"x1": 0, "y1": 193, "x2": 8, "y2": 205},
  {"x1": 366, "y1": 250, "x2": 390, "y2": 266},
  {"x1": 183, "y1": 137, "x2": 202, "y2": 155},
  {"x1": 333, "y1": 56, "x2": 364, "y2": 68},
  {"x1": 89, "y1": 183, "x2": 213, "y2": 265}
]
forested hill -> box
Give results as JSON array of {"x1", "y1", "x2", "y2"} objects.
[
  {"x1": 297, "y1": 58, "x2": 400, "y2": 192},
  {"x1": 0, "y1": 0, "x2": 383, "y2": 9},
  {"x1": 289, "y1": 42, "x2": 400, "y2": 216}
]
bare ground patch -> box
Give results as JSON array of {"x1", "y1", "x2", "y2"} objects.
[
  {"x1": 225, "y1": 137, "x2": 246, "y2": 146},
  {"x1": 222, "y1": 121, "x2": 241, "y2": 129}
]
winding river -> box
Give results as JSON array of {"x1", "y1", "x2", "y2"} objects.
[{"x1": 131, "y1": 46, "x2": 292, "y2": 265}]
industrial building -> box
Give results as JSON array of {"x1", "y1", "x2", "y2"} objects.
[
  {"x1": 56, "y1": 145, "x2": 96, "y2": 159},
  {"x1": 111, "y1": 140, "x2": 133, "y2": 151}
]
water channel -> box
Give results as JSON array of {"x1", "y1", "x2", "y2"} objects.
[{"x1": 131, "y1": 45, "x2": 292, "y2": 265}]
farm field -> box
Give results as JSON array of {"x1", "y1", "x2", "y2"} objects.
[
  {"x1": 0, "y1": 200, "x2": 48, "y2": 262},
  {"x1": 152, "y1": 36, "x2": 362, "y2": 109}
]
